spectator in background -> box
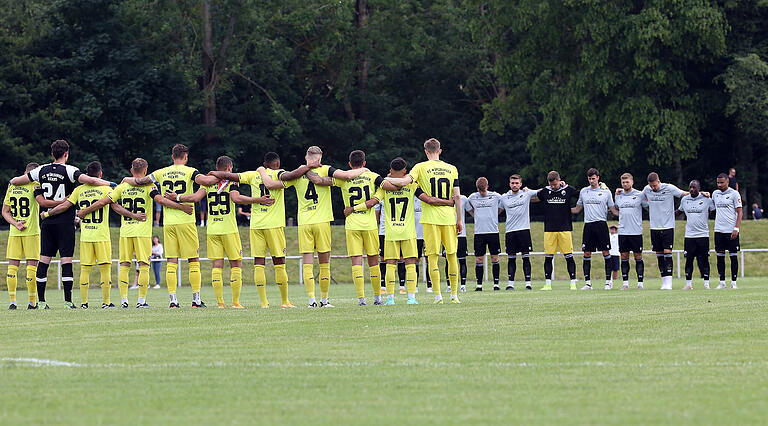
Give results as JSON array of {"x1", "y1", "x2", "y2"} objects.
[
  {"x1": 728, "y1": 168, "x2": 739, "y2": 191},
  {"x1": 150, "y1": 236, "x2": 163, "y2": 289},
  {"x1": 154, "y1": 200, "x2": 162, "y2": 227},
  {"x1": 237, "y1": 204, "x2": 251, "y2": 226},
  {"x1": 752, "y1": 203, "x2": 763, "y2": 220},
  {"x1": 609, "y1": 225, "x2": 620, "y2": 281},
  {"x1": 199, "y1": 195, "x2": 208, "y2": 227}
]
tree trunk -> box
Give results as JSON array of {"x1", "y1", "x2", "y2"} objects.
[
  {"x1": 356, "y1": 0, "x2": 370, "y2": 124},
  {"x1": 202, "y1": 1, "x2": 216, "y2": 142}
]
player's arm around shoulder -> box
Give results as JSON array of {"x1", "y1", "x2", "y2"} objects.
[
  {"x1": 153, "y1": 192, "x2": 194, "y2": 215},
  {"x1": 345, "y1": 186, "x2": 384, "y2": 217}
]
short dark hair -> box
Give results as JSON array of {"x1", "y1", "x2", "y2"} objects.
[
  {"x1": 131, "y1": 158, "x2": 148, "y2": 173},
  {"x1": 717, "y1": 173, "x2": 728, "y2": 180},
  {"x1": 264, "y1": 152, "x2": 280, "y2": 165},
  {"x1": 509, "y1": 174, "x2": 522, "y2": 181},
  {"x1": 689, "y1": 180, "x2": 700, "y2": 189},
  {"x1": 51, "y1": 140, "x2": 69, "y2": 160},
  {"x1": 647, "y1": 172, "x2": 659, "y2": 183},
  {"x1": 349, "y1": 150, "x2": 366, "y2": 167},
  {"x1": 216, "y1": 155, "x2": 233, "y2": 171},
  {"x1": 171, "y1": 144, "x2": 188, "y2": 159},
  {"x1": 25, "y1": 162, "x2": 39, "y2": 173},
  {"x1": 86, "y1": 161, "x2": 102, "y2": 177},
  {"x1": 390, "y1": 157, "x2": 407, "y2": 171},
  {"x1": 587, "y1": 168, "x2": 599, "y2": 177},
  {"x1": 547, "y1": 171, "x2": 560, "y2": 182}
]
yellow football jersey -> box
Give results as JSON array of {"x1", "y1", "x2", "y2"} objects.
[
  {"x1": 374, "y1": 182, "x2": 423, "y2": 241},
  {"x1": 239, "y1": 168, "x2": 293, "y2": 229},
  {"x1": 150, "y1": 164, "x2": 199, "y2": 225},
  {"x1": 290, "y1": 165, "x2": 336, "y2": 225},
  {"x1": 205, "y1": 181, "x2": 239, "y2": 235},
  {"x1": 109, "y1": 182, "x2": 158, "y2": 238},
  {"x1": 68, "y1": 185, "x2": 112, "y2": 242},
  {"x1": 334, "y1": 171, "x2": 383, "y2": 231},
  {"x1": 3, "y1": 182, "x2": 40, "y2": 237},
  {"x1": 408, "y1": 160, "x2": 459, "y2": 225}
]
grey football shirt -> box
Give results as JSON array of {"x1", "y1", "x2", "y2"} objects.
[
  {"x1": 459, "y1": 194, "x2": 469, "y2": 237},
  {"x1": 500, "y1": 190, "x2": 536, "y2": 232},
  {"x1": 615, "y1": 189, "x2": 647, "y2": 235},
  {"x1": 642, "y1": 183, "x2": 684, "y2": 230},
  {"x1": 678, "y1": 194, "x2": 714, "y2": 238},
  {"x1": 577, "y1": 186, "x2": 615, "y2": 223},
  {"x1": 414, "y1": 197, "x2": 424, "y2": 240},
  {"x1": 375, "y1": 201, "x2": 385, "y2": 235},
  {"x1": 468, "y1": 191, "x2": 501, "y2": 234},
  {"x1": 712, "y1": 188, "x2": 743, "y2": 233}
]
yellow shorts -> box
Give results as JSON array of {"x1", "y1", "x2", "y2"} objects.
[
  {"x1": 208, "y1": 233, "x2": 243, "y2": 261},
  {"x1": 544, "y1": 231, "x2": 573, "y2": 255},
  {"x1": 345, "y1": 229, "x2": 379, "y2": 257},
  {"x1": 250, "y1": 228, "x2": 287, "y2": 258},
  {"x1": 119, "y1": 237, "x2": 152, "y2": 264},
  {"x1": 164, "y1": 223, "x2": 199, "y2": 259},
  {"x1": 7, "y1": 235, "x2": 40, "y2": 261},
  {"x1": 80, "y1": 241, "x2": 112, "y2": 265},
  {"x1": 422, "y1": 223, "x2": 458, "y2": 256},
  {"x1": 384, "y1": 239, "x2": 418, "y2": 260},
  {"x1": 298, "y1": 222, "x2": 332, "y2": 254}
]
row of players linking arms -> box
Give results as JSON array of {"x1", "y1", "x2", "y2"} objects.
[{"x1": 2, "y1": 138, "x2": 743, "y2": 311}]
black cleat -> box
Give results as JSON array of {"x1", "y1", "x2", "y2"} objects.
[
  {"x1": 136, "y1": 303, "x2": 149, "y2": 308},
  {"x1": 42, "y1": 303, "x2": 50, "y2": 309},
  {"x1": 506, "y1": 285, "x2": 515, "y2": 291},
  {"x1": 121, "y1": 302, "x2": 129, "y2": 309},
  {"x1": 81, "y1": 303, "x2": 88, "y2": 309},
  {"x1": 102, "y1": 303, "x2": 116, "y2": 309},
  {"x1": 525, "y1": 285, "x2": 532, "y2": 290},
  {"x1": 191, "y1": 301, "x2": 206, "y2": 308},
  {"x1": 65, "y1": 301, "x2": 77, "y2": 309},
  {"x1": 493, "y1": 285, "x2": 500, "y2": 291},
  {"x1": 308, "y1": 302, "x2": 318, "y2": 308},
  {"x1": 474, "y1": 286, "x2": 483, "y2": 292},
  {"x1": 28, "y1": 304, "x2": 38, "y2": 310},
  {"x1": 169, "y1": 302, "x2": 180, "y2": 309},
  {"x1": 8, "y1": 304, "x2": 17, "y2": 310}
]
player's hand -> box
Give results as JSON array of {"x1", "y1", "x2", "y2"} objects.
[
  {"x1": 456, "y1": 221, "x2": 463, "y2": 235},
  {"x1": 134, "y1": 213, "x2": 147, "y2": 222},
  {"x1": 306, "y1": 158, "x2": 321, "y2": 168},
  {"x1": 257, "y1": 166, "x2": 265, "y2": 173},
  {"x1": 14, "y1": 221, "x2": 27, "y2": 231},
  {"x1": 731, "y1": 229, "x2": 739, "y2": 240},
  {"x1": 701, "y1": 191, "x2": 711, "y2": 198},
  {"x1": 615, "y1": 188, "x2": 622, "y2": 195},
  {"x1": 180, "y1": 205, "x2": 194, "y2": 215},
  {"x1": 76, "y1": 209, "x2": 88, "y2": 219},
  {"x1": 164, "y1": 191, "x2": 177, "y2": 201},
  {"x1": 343, "y1": 206, "x2": 354, "y2": 217},
  {"x1": 257, "y1": 195, "x2": 275, "y2": 206}
]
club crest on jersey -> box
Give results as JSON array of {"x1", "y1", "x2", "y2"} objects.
[{"x1": 561, "y1": 190, "x2": 565, "y2": 196}]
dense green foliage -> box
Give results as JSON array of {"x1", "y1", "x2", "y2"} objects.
[{"x1": 1, "y1": 0, "x2": 767, "y2": 209}]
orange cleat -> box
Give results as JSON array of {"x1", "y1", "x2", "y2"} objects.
[
  {"x1": 231, "y1": 303, "x2": 245, "y2": 309},
  {"x1": 217, "y1": 303, "x2": 226, "y2": 309},
  {"x1": 281, "y1": 301, "x2": 296, "y2": 309}
]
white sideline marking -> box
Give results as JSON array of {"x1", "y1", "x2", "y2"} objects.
[{"x1": 1, "y1": 357, "x2": 84, "y2": 367}]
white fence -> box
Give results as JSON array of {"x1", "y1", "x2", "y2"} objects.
[{"x1": 0, "y1": 249, "x2": 760, "y2": 289}]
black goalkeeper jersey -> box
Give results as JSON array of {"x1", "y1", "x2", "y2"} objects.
[
  {"x1": 537, "y1": 184, "x2": 579, "y2": 232},
  {"x1": 28, "y1": 163, "x2": 82, "y2": 225}
]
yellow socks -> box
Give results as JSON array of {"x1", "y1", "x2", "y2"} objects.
[
  {"x1": 428, "y1": 254, "x2": 441, "y2": 295},
  {"x1": 303, "y1": 263, "x2": 315, "y2": 299},
  {"x1": 352, "y1": 265, "x2": 365, "y2": 298},
  {"x1": 212, "y1": 267, "x2": 224, "y2": 304},
  {"x1": 166, "y1": 262, "x2": 178, "y2": 295},
  {"x1": 99, "y1": 263, "x2": 111, "y2": 304},
  {"x1": 189, "y1": 261, "x2": 201, "y2": 294},
  {"x1": 275, "y1": 264, "x2": 289, "y2": 305},
  {"x1": 406, "y1": 264, "x2": 417, "y2": 294},
  {"x1": 80, "y1": 265, "x2": 92, "y2": 304},
  {"x1": 26, "y1": 265, "x2": 36, "y2": 303},
  {"x1": 6, "y1": 264, "x2": 18, "y2": 303},
  {"x1": 119, "y1": 264, "x2": 130, "y2": 301},
  {"x1": 319, "y1": 263, "x2": 331, "y2": 299},
  {"x1": 446, "y1": 253, "x2": 459, "y2": 296},
  {"x1": 369, "y1": 264, "x2": 381, "y2": 297},
  {"x1": 386, "y1": 263, "x2": 398, "y2": 295},
  {"x1": 255, "y1": 264, "x2": 268, "y2": 307},
  {"x1": 138, "y1": 264, "x2": 149, "y2": 301},
  {"x1": 231, "y1": 267, "x2": 242, "y2": 306}
]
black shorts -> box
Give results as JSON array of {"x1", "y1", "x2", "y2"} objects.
[
  {"x1": 417, "y1": 239, "x2": 424, "y2": 258},
  {"x1": 40, "y1": 222, "x2": 75, "y2": 258},
  {"x1": 618, "y1": 234, "x2": 643, "y2": 253},
  {"x1": 505, "y1": 230, "x2": 533, "y2": 254},
  {"x1": 610, "y1": 256, "x2": 620, "y2": 271},
  {"x1": 474, "y1": 233, "x2": 500, "y2": 257},
  {"x1": 650, "y1": 229, "x2": 674, "y2": 252},
  {"x1": 684, "y1": 237, "x2": 710, "y2": 258},
  {"x1": 714, "y1": 232, "x2": 740, "y2": 253},
  {"x1": 581, "y1": 221, "x2": 610, "y2": 252},
  {"x1": 379, "y1": 234, "x2": 385, "y2": 257}
]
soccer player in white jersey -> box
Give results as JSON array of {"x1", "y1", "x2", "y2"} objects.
[
  {"x1": 571, "y1": 168, "x2": 616, "y2": 290},
  {"x1": 614, "y1": 173, "x2": 648, "y2": 289},
  {"x1": 712, "y1": 173, "x2": 742, "y2": 289},
  {"x1": 642, "y1": 172, "x2": 688, "y2": 290},
  {"x1": 677, "y1": 180, "x2": 715, "y2": 289},
  {"x1": 467, "y1": 177, "x2": 502, "y2": 291},
  {"x1": 499, "y1": 174, "x2": 538, "y2": 290}
]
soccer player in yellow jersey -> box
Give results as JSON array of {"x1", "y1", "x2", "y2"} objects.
[
  {"x1": 260, "y1": 145, "x2": 367, "y2": 308},
  {"x1": 76, "y1": 158, "x2": 191, "y2": 308},
  {"x1": 3, "y1": 163, "x2": 42, "y2": 309},
  {"x1": 210, "y1": 152, "x2": 312, "y2": 309},
  {"x1": 348, "y1": 157, "x2": 454, "y2": 305},
  {"x1": 385, "y1": 138, "x2": 463, "y2": 304},
  {"x1": 43, "y1": 162, "x2": 115, "y2": 308},
  {"x1": 124, "y1": 144, "x2": 218, "y2": 308}
]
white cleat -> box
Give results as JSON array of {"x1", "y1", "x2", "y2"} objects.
[
  {"x1": 637, "y1": 283, "x2": 644, "y2": 290},
  {"x1": 621, "y1": 284, "x2": 629, "y2": 290},
  {"x1": 731, "y1": 282, "x2": 739, "y2": 289},
  {"x1": 426, "y1": 287, "x2": 433, "y2": 293},
  {"x1": 604, "y1": 282, "x2": 613, "y2": 290},
  {"x1": 704, "y1": 283, "x2": 710, "y2": 289},
  {"x1": 683, "y1": 284, "x2": 693, "y2": 290},
  {"x1": 716, "y1": 283, "x2": 727, "y2": 289},
  {"x1": 460, "y1": 285, "x2": 466, "y2": 293},
  {"x1": 581, "y1": 285, "x2": 593, "y2": 290}
]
